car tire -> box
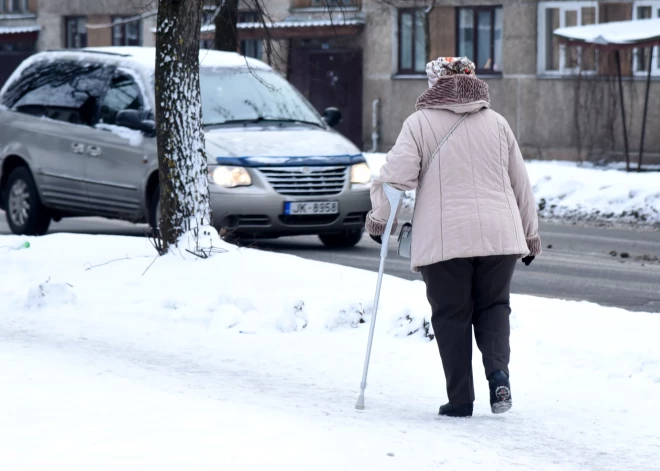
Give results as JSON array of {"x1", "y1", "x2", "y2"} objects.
[
  {"x1": 149, "y1": 184, "x2": 160, "y2": 237},
  {"x1": 319, "y1": 229, "x2": 364, "y2": 248},
  {"x1": 5, "y1": 166, "x2": 51, "y2": 236}
]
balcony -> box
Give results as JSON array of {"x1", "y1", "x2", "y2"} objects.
[{"x1": 291, "y1": 0, "x2": 361, "y2": 12}]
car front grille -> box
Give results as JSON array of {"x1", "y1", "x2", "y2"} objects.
[{"x1": 259, "y1": 166, "x2": 347, "y2": 196}]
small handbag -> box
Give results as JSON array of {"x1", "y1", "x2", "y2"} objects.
[{"x1": 397, "y1": 113, "x2": 468, "y2": 259}]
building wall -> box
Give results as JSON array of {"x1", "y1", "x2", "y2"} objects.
[
  {"x1": 361, "y1": 0, "x2": 660, "y2": 164},
  {"x1": 142, "y1": 12, "x2": 156, "y2": 47},
  {"x1": 261, "y1": 0, "x2": 290, "y2": 74},
  {"x1": 37, "y1": 0, "x2": 152, "y2": 51},
  {"x1": 86, "y1": 14, "x2": 112, "y2": 47}
]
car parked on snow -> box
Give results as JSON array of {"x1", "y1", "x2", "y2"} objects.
[{"x1": 0, "y1": 47, "x2": 372, "y2": 247}]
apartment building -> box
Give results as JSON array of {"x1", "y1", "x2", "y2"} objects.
[
  {"x1": 3, "y1": 0, "x2": 658, "y2": 162},
  {"x1": 235, "y1": 0, "x2": 659, "y2": 161}
]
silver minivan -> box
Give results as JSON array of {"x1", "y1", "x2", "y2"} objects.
[{"x1": 0, "y1": 47, "x2": 371, "y2": 247}]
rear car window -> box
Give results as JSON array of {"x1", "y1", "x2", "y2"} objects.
[{"x1": 2, "y1": 59, "x2": 113, "y2": 126}]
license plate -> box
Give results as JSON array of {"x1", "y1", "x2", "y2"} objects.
[{"x1": 284, "y1": 201, "x2": 339, "y2": 215}]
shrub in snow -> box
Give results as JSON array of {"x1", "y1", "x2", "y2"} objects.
[
  {"x1": 276, "y1": 301, "x2": 308, "y2": 333},
  {"x1": 27, "y1": 279, "x2": 76, "y2": 308},
  {"x1": 324, "y1": 304, "x2": 366, "y2": 330},
  {"x1": 392, "y1": 313, "x2": 434, "y2": 340}
]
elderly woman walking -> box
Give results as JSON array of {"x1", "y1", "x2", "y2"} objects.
[{"x1": 367, "y1": 57, "x2": 541, "y2": 418}]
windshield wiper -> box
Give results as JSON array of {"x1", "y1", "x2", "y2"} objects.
[
  {"x1": 255, "y1": 117, "x2": 324, "y2": 128},
  {"x1": 203, "y1": 119, "x2": 254, "y2": 127},
  {"x1": 203, "y1": 117, "x2": 324, "y2": 128}
]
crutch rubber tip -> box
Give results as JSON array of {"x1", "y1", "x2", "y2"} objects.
[{"x1": 355, "y1": 396, "x2": 365, "y2": 410}]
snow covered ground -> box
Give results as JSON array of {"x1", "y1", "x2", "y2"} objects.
[
  {"x1": 364, "y1": 154, "x2": 660, "y2": 228},
  {"x1": 1, "y1": 233, "x2": 660, "y2": 470}
]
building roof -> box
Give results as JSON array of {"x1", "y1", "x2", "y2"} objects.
[
  {"x1": 554, "y1": 18, "x2": 660, "y2": 47},
  {"x1": 199, "y1": 17, "x2": 365, "y2": 33},
  {"x1": 0, "y1": 25, "x2": 41, "y2": 35},
  {"x1": 150, "y1": 17, "x2": 366, "y2": 34}
]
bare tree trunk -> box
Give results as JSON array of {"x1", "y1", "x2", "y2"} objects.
[
  {"x1": 155, "y1": 0, "x2": 211, "y2": 252},
  {"x1": 214, "y1": 0, "x2": 239, "y2": 52}
]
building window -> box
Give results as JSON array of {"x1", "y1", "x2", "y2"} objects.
[
  {"x1": 241, "y1": 38, "x2": 263, "y2": 59},
  {"x1": 456, "y1": 6, "x2": 503, "y2": 74},
  {"x1": 200, "y1": 8, "x2": 215, "y2": 49},
  {"x1": 200, "y1": 37, "x2": 214, "y2": 49},
  {"x1": 632, "y1": 1, "x2": 660, "y2": 76},
  {"x1": 112, "y1": 17, "x2": 143, "y2": 46},
  {"x1": 538, "y1": 2, "x2": 600, "y2": 75},
  {"x1": 9, "y1": 0, "x2": 28, "y2": 13},
  {"x1": 65, "y1": 17, "x2": 87, "y2": 49},
  {"x1": 397, "y1": 8, "x2": 427, "y2": 74},
  {"x1": 239, "y1": 11, "x2": 263, "y2": 59},
  {"x1": 310, "y1": 0, "x2": 357, "y2": 8}
]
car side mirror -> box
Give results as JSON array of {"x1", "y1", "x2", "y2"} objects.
[
  {"x1": 323, "y1": 107, "x2": 342, "y2": 128},
  {"x1": 116, "y1": 109, "x2": 156, "y2": 135}
]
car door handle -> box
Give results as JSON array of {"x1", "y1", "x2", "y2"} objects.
[
  {"x1": 71, "y1": 142, "x2": 85, "y2": 154},
  {"x1": 87, "y1": 145, "x2": 102, "y2": 157}
]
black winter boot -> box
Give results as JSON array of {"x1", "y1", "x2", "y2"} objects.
[
  {"x1": 438, "y1": 402, "x2": 473, "y2": 418},
  {"x1": 488, "y1": 370, "x2": 512, "y2": 414}
]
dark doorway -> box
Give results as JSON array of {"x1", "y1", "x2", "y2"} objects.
[
  {"x1": 0, "y1": 32, "x2": 38, "y2": 88},
  {"x1": 0, "y1": 52, "x2": 34, "y2": 88},
  {"x1": 289, "y1": 48, "x2": 363, "y2": 149}
]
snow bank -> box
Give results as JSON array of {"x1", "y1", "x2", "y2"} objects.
[
  {"x1": 1, "y1": 233, "x2": 659, "y2": 470},
  {"x1": 0, "y1": 232, "x2": 429, "y2": 337},
  {"x1": 365, "y1": 153, "x2": 660, "y2": 227},
  {"x1": 527, "y1": 161, "x2": 660, "y2": 227}
]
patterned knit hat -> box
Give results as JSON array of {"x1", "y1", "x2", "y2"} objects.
[{"x1": 426, "y1": 57, "x2": 476, "y2": 87}]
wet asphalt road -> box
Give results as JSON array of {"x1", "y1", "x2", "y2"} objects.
[{"x1": 1, "y1": 212, "x2": 658, "y2": 312}]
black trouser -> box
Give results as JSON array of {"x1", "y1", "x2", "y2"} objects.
[{"x1": 420, "y1": 255, "x2": 518, "y2": 405}]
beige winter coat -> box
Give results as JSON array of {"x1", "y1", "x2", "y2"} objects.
[{"x1": 366, "y1": 74, "x2": 541, "y2": 272}]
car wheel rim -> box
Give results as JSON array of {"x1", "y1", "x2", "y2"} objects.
[{"x1": 8, "y1": 179, "x2": 30, "y2": 227}]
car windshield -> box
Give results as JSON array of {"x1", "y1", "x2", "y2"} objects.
[{"x1": 199, "y1": 67, "x2": 323, "y2": 127}]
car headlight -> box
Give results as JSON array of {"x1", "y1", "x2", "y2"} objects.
[
  {"x1": 350, "y1": 162, "x2": 371, "y2": 187},
  {"x1": 208, "y1": 166, "x2": 252, "y2": 188}
]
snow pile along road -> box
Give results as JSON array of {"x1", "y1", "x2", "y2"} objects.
[
  {"x1": 364, "y1": 154, "x2": 660, "y2": 227},
  {"x1": 527, "y1": 161, "x2": 660, "y2": 227},
  {"x1": 1, "y1": 233, "x2": 659, "y2": 470}
]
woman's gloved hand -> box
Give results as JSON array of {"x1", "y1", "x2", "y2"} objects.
[
  {"x1": 522, "y1": 255, "x2": 535, "y2": 266},
  {"x1": 369, "y1": 234, "x2": 382, "y2": 245}
]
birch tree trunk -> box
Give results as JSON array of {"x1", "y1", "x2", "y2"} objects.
[{"x1": 155, "y1": 0, "x2": 211, "y2": 252}]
